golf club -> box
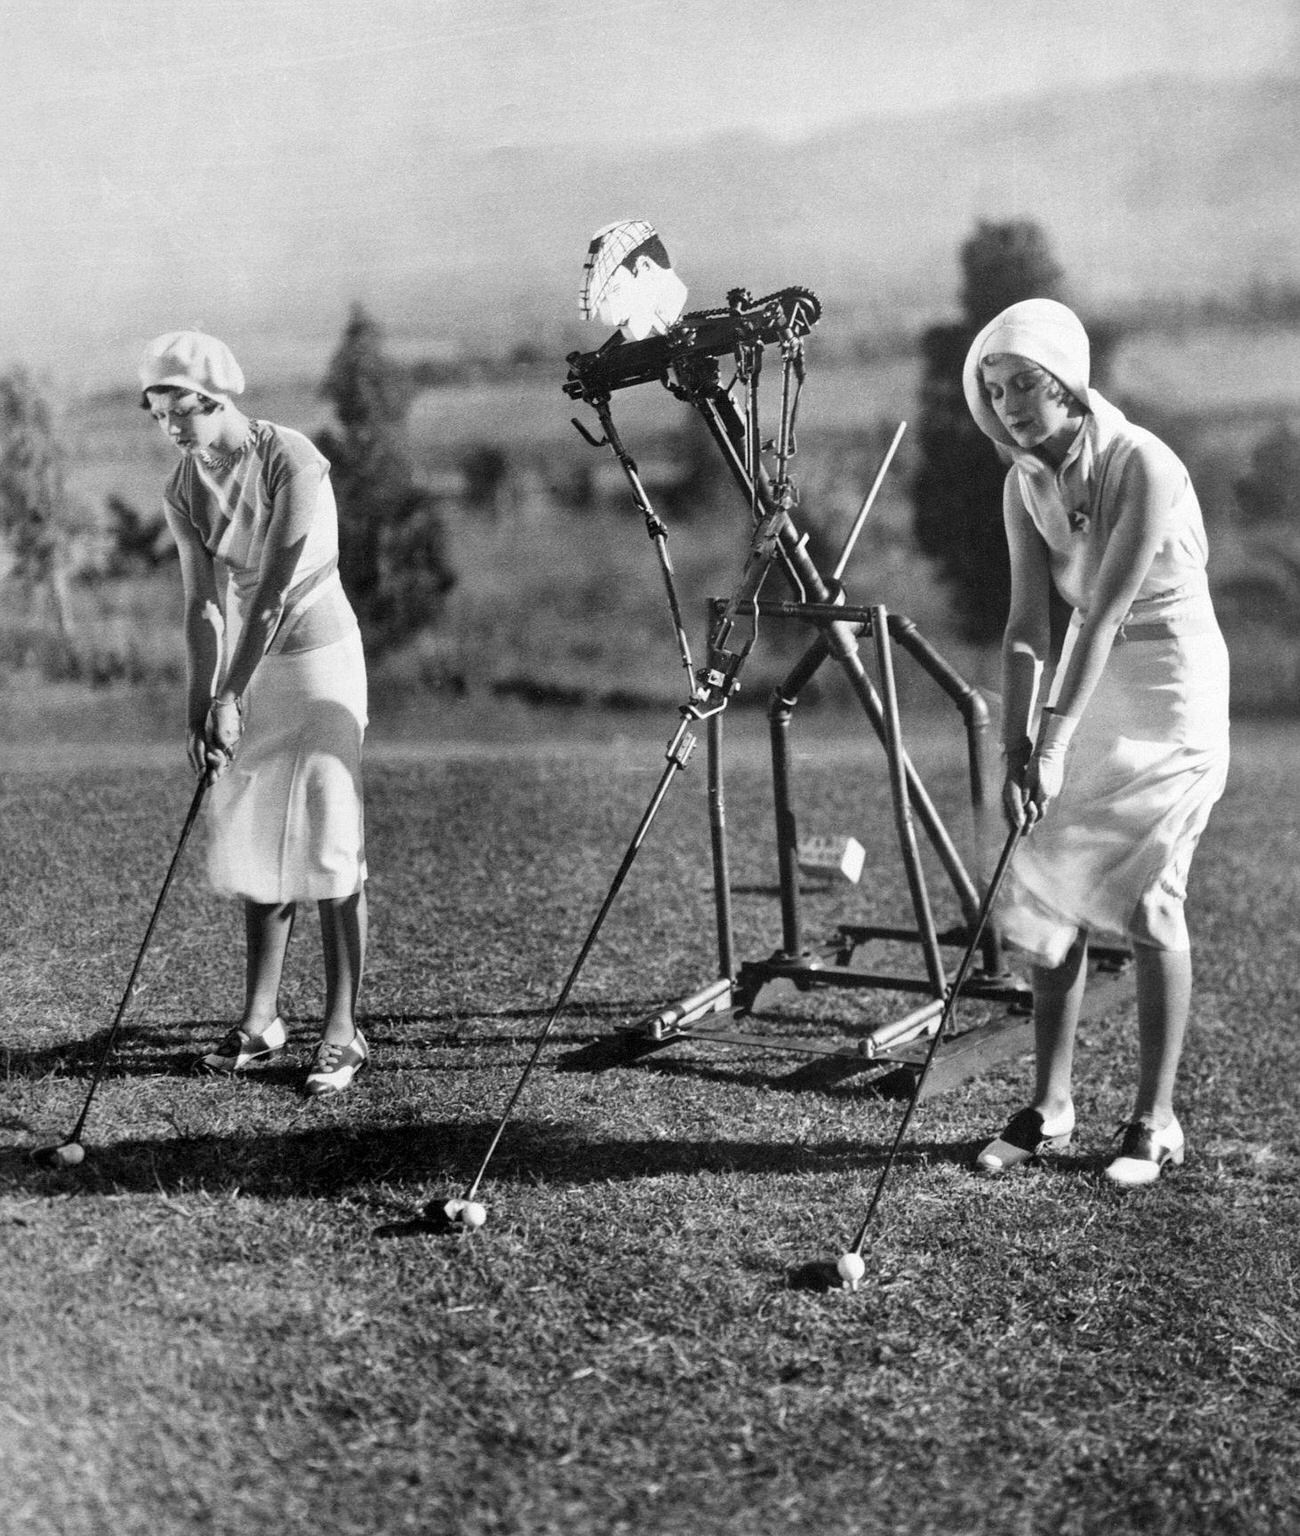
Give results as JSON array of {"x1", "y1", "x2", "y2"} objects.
[
  {"x1": 833, "y1": 813, "x2": 1026, "y2": 1290},
  {"x1": 32, "y1": 774, "x2": 208, "y2": 1169},
  {"x1": 426, "y1": 721, "x2": 699, "y2": 1232}
]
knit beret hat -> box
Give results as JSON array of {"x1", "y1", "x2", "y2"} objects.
[
  {"x1": 962, "y1": 299, "x2": 1091, "y2": 449},
  {"x1": 138, "y1": 331, "x2": 245, "y2": 406}
]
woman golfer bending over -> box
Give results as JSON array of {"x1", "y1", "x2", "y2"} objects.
[
  {"x1": 140, "y1": 330, "x2": 370, "y2": 1095},
  {"x1": 964, "y1": 299, "x2": 1229, "y2": 1187}
]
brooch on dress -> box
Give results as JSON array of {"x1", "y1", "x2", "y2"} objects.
[{"x1": 1067, "y1": 504, "x2": 1091, "y2": 534}]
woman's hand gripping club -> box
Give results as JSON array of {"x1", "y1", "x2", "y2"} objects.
[
  {"x1": 1003, "y1": 707, "x2": 1078, "y2": 830},
  {"x1": 189, "y1": 695, "x2": 244, "y2": 784}
]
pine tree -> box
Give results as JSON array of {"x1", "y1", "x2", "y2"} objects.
[
  {"x1": 0, "y1": 368, "x2": 80, "y2": 642},
  {"x1": 315, "y1": 305, "x2": 456, "y2": 653},
  {"x1": 911, "y1": 220, "x2": 1068, "y2": 643},
  {"x1": 1234, "y1": 422, "x2": 1300, "y2": 526}
]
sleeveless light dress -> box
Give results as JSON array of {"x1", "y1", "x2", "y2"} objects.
[{"x1": 994, "y1": 395, "x2": 1230, "y2": 966}]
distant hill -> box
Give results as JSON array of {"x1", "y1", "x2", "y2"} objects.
[
  {"x1": 28, "y1": 73, "x2": 1300, "y2": 385},
  {"x1": 425, "y1": 73, "x2": 1300, "y2": 335}
]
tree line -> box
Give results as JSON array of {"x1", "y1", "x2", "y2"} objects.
[{"x1": 3, "y1": 219, "x2": 1299, "y2": 671}]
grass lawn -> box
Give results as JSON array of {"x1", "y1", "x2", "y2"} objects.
[{"x1": 1, "y1": 709, "x2": 1297, "y2": 1536}]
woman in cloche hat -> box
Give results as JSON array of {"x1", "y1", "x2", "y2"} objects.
[
  {"x1": 964, "y1": 299, "x2": 1229, "y2": 1187},
  {"x1": 140, "y1": 330, "x2": 370, "y2": 1095}
]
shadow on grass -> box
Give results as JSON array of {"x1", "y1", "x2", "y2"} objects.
[
  {"x1": 0, "y1": 1011, "x2": 617, "y2": 1082},
  {"x1": 552, "y1": 1032, "x2": 925, "y2": 1101},
  {"x1": 3, "y1": 1000, "x2": 925, "y2": 1104},
  {"x1": 0, "y1": 1117, "x2": 982, "y2": 1204}
]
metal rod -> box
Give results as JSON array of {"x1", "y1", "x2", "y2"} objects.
[
  {"x1": 888, "y1": 613, "x2": 996, "y2": 950},
  {"x1": 769, "y1": 687, "x2": 804, "y2": 959},
  {"x1": 706, "y1": 709, "x2": 735, "y2": 980},
  {"x1": 863, "y1": 997, "x2": 947, "y2": 1056},
  {"x1": 718, "y1": 596, "x2": 986, "y2": 924},
  {"x1": 641, "y1": 976, "x2": 734, "y2": 1037},
  {"x1": 831, "y1": 421, "x2": 907, "y2": 584},
  {"x1": 871, "y1": 605, "x2": 946, "y2": 995},
  {"x1": 592, "y1": 396, "x2": 695, "y2": 679}
]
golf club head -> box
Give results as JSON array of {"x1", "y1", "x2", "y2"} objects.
[
  {"x1": 32, "y1": 1140, "x2": 86, "y2": 1169},
  {"x1": 420, "y1": 1194, "x2": 489, "y2": 1235},
  {"x1": 786, "y1": 1258, "x2": 864, "y2": 1294}
]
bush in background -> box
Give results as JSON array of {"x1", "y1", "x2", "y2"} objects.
[
  {"x1": 101, "y1": 493, "x2": 176, "y2": 575},
  {"x1": 316, "y1": 304, "x2": 457, "y2": 655},
  {"x1": 0, "y1": 367, "x2": 93, "y2": 647},
  {"x1": 1235, "y1": 422, "x2": 1300, "y2": 527},
  {"x1": 908, "y1": 219, "x2": 1121, "y2": 648}
]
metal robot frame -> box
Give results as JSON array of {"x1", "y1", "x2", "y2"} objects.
[{"x1": 562, "y1": 285, "x2": 1132, "y2": 1096}]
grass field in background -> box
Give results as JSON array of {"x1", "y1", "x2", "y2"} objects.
[
  {"x1": 1, "y1": 715, "x2": 1297, "y2": 1536},
  {"x1": 64, "y1": 320, "x2": 1300, "y2": 491},
  {"x1": 19, "y1": 319, "x2": 1295, "y2": 720}
]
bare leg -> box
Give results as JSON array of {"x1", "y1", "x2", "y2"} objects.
[
  {"x1": 1029, "y1": 931, "x2": 1089, "y2": 1122},
  {"x1": 242, "y1": 900, "x2": 296, "y2": 1031},
  {"x1": 1130, "y1": 941, "x2": 1191, "y2": 1131},
  {"x1": 974, "y1": 931, "x2": 1090, "y2": 1171},
  {"x1": 318, "y1": 889, "x2": 367, "y2": 1046}
]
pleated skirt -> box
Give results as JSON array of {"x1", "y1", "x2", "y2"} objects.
[
  {"x1": 998, "y1": 611, "x2": 1230, "y2": 968},
  {"x1": 204, "y1": 630, "x2": 368, "y2": 903}
]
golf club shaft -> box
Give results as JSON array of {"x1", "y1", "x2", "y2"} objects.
[
  {"x1": 465, "y1": 745, "x2": 689, "y2": 1200},
  {"x1": 66, "y1": 776, "x2": 207, "y2": 1144},
  {"x1": 850, "y1": 817, "x2": 1025, "y2": 1252}
]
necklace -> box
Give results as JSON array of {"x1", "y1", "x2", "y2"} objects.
[{"x1": 199, "y1": 423, "x2": 254, "y2": 472}]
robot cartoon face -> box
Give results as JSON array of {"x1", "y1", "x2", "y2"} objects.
[{"x1": 580, "y1": 219, "x2": 688, "y2": 340}]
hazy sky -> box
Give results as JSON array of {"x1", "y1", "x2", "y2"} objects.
[
  {"x1": 2, "y1": 0, "x2": 1296, "y2": 380},
  {"x1": 7, "y1": 0, "x2": 1295, "y2": 153}
]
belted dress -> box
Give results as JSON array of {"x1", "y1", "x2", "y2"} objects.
[
  {"x1": 990, "y1": 393, "x2": 1230, "y2": 966},
  {"x1": 163, "y1": 421, "x2": 368, "y2": 904}
]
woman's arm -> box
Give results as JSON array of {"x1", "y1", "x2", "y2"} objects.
[
  {"x1": 1024, "y1": 443, "x2": 1175, "y2": 822},
  {"x1": 1047, "y1": 445, "x2": 1174, "y2": 722},
  {"x1": 999, "y1": 476, "x2": 1054, "y2": 828},
  {"x1": 212, "y1": 464, "x2": 316, "y2": 707},
  {"x1": 164, "y1": 503, "x2": 224, "y2": 774},
  {"x1": 1000, "y1": 474, "x2": 1054, "y2": 750}
]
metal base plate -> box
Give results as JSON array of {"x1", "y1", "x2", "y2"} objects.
[{"x1": 614, "y1": 947, "x2": 1134, "y2": 1098}]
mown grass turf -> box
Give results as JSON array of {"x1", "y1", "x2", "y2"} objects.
[{"x1": 2, "y1": 716, "x2": 1297, "y2": 1536}]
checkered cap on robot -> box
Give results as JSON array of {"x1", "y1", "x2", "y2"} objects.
[{"x1": 579, "y1": 219, "x2": 673, "y2": 320}]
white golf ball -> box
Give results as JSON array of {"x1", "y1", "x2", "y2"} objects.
[
  {"x1": 459, "y1": 1201, "x2": 487, "y2": 1231},
  {"x1": 836, "y1": 1252, "x2": 866, "y2": 1290},
  {"x1": 441, "y1": 1198, "x2": 466, "y2": 1222}
]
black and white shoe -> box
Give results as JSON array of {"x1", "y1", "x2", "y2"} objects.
[
  {"x1": 1103, "y1": 1117, "x2": 1184, "y2": 1188},
  {"x1": 201, "y1": 1016, "x2": 287, "y2": 1073},
  {"x1": 304, "y1": 1028, "x2": 369, "y2": 1096},
  {"x1": 974, "y1": 1104, "x2": 1074, "y2": 1176}
]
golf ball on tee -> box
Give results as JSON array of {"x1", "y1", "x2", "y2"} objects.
[
  {"x1": 837, "y1": 1252, "x2": 865, "y2": 1290},
  {"x1": 52, "y1": 1142, "x2": 85, "y2": 1168},
  {"x1": 459, "y1": 1201, "x2": 487, "y2": 1231}
]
